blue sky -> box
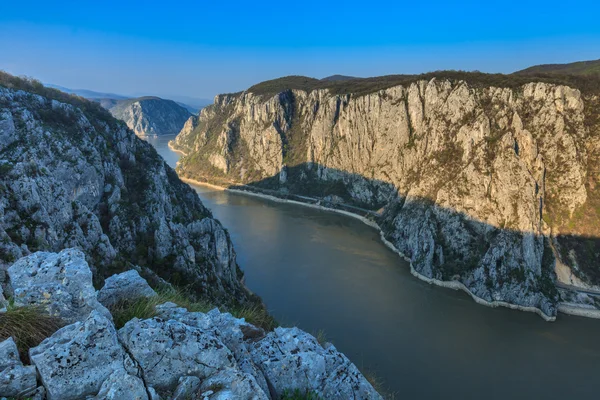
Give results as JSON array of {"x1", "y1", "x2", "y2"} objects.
[{"x1": 1, "y1": 0, "x2": 599, "y2": 98}]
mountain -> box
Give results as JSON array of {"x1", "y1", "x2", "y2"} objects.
[
  {"x1": 170, "y1": 71, "x2": 600, "y2": 320},
  {"x1": 46, "y1": 84, "x2": 208, "y2": 115},
  {"x1": 108, "y1": 96, "x2": 192, "y2": 137},
  {"x1": 515, "y1": 59, "x2": 600, "y2": 76},
  {"x1": 0, "y1": 72, "x2": 248, "y2": 304},
  {"x1": 0, "y1": 72, "x2": 381, "y2": 400},
  {"x1": 321, "y1": 75, "x2": 359, "y2": 81},
  {"x1": 44, "y1": 84, "x2": 129, "y2": 100}
]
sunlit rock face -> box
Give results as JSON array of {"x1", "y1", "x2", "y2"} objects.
[
  {"x1": 172, "y1": 77, "x2": 600, "y2": 318},
  {"x1": 108, "y1": 97, "x2": 192, "y2": 137},
  {"x1": 0, "y1": 81, "x2": 247, "y2": 305}
]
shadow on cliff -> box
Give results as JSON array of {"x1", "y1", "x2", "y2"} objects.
[{"x1": 187, "y1": 162, "x2": 600, "y2": 293}]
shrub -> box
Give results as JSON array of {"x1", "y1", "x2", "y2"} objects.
[{"x1": 0, "y1": 303, "x2": 64, "y2": 360}]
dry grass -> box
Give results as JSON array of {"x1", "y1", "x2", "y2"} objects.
[
  {"x1": 313, "y1": 329, "x2": 328, "y2": 346},
  {"x1": 0, "y1": 303, "x2": 64, "y2": 361},
  {"x1": 109, "y1": 289, "x2": 213, "y2": 328},
  {"x1": 229, "y1": 304, "x2": 278, "y2": 332},
  {"x1": 109, "y1": 289, "x2": 277, "y2": 331}
]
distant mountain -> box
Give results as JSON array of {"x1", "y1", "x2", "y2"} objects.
[
  {"x1": 173, "y1": 101, "x2": 200, "y2": 114},
  {"x1": 515, "y1": 59, "x2": 600, "y2": 76},
  {"x1": 159, "y1": 95, "x2": 212, "y2": 113},
  {"x1": 108, "y1": 96, "x2": 192, "y2": 137},
  {"x1": 44, "y1": 84, "x2": 129, "y2": 100},
  {"x1": 46, "y1": 84, "x2": 209, "y2": 114},
  {"x1": 320, "y1": 75, "x2": 359, "y2": 82}
]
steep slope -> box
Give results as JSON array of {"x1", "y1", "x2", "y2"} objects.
[
  {"x1": 171, "y1": 73, "x2": 600, "y2": 319},
  {"x1": 108, "y1": 96, "x2": 192, "y2": 137},
  {"x1": 516, "y1": 59, "x2": 600, "y2": 76},
  {"x1": 0, "y1": 73, "x2": 248, "y2": 305}
]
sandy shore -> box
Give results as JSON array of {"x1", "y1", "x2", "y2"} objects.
[
  {"x1": 167, "y1": 141, "x2": 188, "y2": 157},
  {"x1": 179, "y1": 177, "x2": 227, "y2": 191},
  {"x1": 181, "y1": 180, "x2": 600, "y2": 321}
]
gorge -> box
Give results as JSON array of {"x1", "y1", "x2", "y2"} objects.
[
  {"x1": 153, "y1": 134, "x2": 600, "y2": 400},
  {"x1": 170, "y1": 73, "x2": 600, "y2": 320}
]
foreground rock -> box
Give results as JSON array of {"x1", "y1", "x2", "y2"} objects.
[
  {"x1": 172, "y1": 75, "x2": 600, "y2": 318},
  {"x1": 0, "y1": 338, "x2": 37, "y2": 398},
  {"x1": 1, "y1": 252, "x2": 382, "y2": 399},
  {"x1": 29, "y1": 311, "x2": 136, "y2": 400},
  {"x1": 7, "y1": 249, "x2": 111, "y2": 323}
]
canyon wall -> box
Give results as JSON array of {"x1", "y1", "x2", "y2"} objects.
[{"x1": 172, "y1": 77, "x2": 600, "y2": 318}]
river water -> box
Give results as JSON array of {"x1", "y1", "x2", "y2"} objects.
[{"x1": 147, "y1": 135, "x2": 600, "y2": 399}]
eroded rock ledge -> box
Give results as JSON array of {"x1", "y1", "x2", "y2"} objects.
[{"x1": 0, "y1": 249, "x2": 382, "y2": 400}]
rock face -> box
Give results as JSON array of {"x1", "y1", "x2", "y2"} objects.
[
  {"x1": 0, "y1": 338, "x2": 37, "y2": 398},
  {"x1": 1, "y1": 254, "x2": 381, "y2": 399},
  {"x1": 8, "y1": 249, "x2": 111, "y2": 323},
  {"x1": 108, "y1": 97, "x2": 192, "y2": 137},
  {"x1": 97, "y1": 269, "x2": 157, "y2": 308},
  {"x1": 0, "y1": 77, "x2": 247, "y2": 304},
  {"x1": 29, "y1": 310, "x2": 135, "y2": 400},
  {"x1": 172, "y1": 75, "x2": 600, "y2": 318}
]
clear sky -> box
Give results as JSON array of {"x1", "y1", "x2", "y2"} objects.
[{"x1": 1, "y1": 0, "x2": 599, "y2": 99}]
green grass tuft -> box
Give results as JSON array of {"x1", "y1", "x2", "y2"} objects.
[
  {"x1": 229, "y1": 304, "x2": 278, "y2": 332},
  {"x1": 0, "y1": 303, "x2": 64, "y2": 360},
  {"x1": 109, "y1": 289, "x2": 213, "y2": 328}
]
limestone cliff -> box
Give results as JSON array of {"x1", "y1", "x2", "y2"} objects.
[
  {"x1": 171, "y1": 74, "x2": 600, "y2": 319},
  {"x1": 108, "y1": 96, "x2": 192, "y2": 137},
  {"x1": 0, "y1": 74, "x2": 247, "y2": 304}
]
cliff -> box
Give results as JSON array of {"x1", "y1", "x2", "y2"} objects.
[
  {"x1": 0, "y1": 73, "x2": 246, "y2": 305},
  {"x1": 171, "y1": 73, "x2": 600, "y2": 319},
  {"x1": 108, "y1": 96, "x2": 192, "y2": 137}
]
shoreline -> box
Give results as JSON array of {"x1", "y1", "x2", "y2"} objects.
[
  {"x1": 167, "y1": 141, "x2": 188, "y2": 157},
  {"x1": 183, "y1": 178, "x2": 600, "y2": 322},
  {"x1": 226, "y1": 188, "x2": 557, "y2": 322}
]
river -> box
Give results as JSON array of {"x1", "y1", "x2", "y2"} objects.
[{"x1": 147, "y1": 135, "x2": 600, "y2": 399}]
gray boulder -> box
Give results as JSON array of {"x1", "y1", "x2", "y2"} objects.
[
  {"x1": 171, "y1": 376, "x2": 201, "y2": 400},
  {"x1": 0, "y1": 285, "x2": 7, "y2": 313},
  {"x1": 118, "y1": 317, "x2": 236, "y2": 392},
  {"x1": 91, "y1": 368, "x2": 149, "y2": 400},
  {"x1": 97, "y1": 269, "x2": 157, "y2": 308},
  {"x1": 0, "y1": 338, "x2": 37, "y2": 398},
  {"x1": 251, "y1": 327, "x2": 383, "y2": 400},
  {"x1": 198, "y1": 368, "x2": 269, "y2": 400},
  {"x1": 155, "y1": 304, "x2": 269, "y2": 396},
  {"x1": 29, "y1": 310, "x2": 135, "y2": 400},
  {"x1": 8, "y1": 249, "x2": 111, "y2": 323}
]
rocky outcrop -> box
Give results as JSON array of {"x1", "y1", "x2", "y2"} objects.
[
  {"x1": 8, "y1": 249, "x2": 111, "y2": 323},
  {"x1": 0, "y1": 78, "x2": 247, "y2": 305},
  {"x1": 0, "y1": 251, "x2": 381, "y2": 399},
  {"x1": 97, "y1": 270, "x2": 157, "y2": 308},
  {"x1": 172, "y1": 75, "x2": 600, "y2": 319},
  {"x1": 108, "y1": 97, "x2": 192, "y2": 137},
  {"x1": 0, "y1": 338, "x2": 37, "y2": 398}
]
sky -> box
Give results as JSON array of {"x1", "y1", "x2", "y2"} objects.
[{"x1": 1, "y1": 0, "x2": 599, "y2": 99}]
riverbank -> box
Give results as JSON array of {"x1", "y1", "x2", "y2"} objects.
[
  {"x1": 167, "y1": 140, "x2": 188, "y2": 157},
  {"x1": 179, "y1": 178, "x2": 571, "y2": 321},
  {"x1": 227, "y1": 187, "x2": 562, "y2": 322}
]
